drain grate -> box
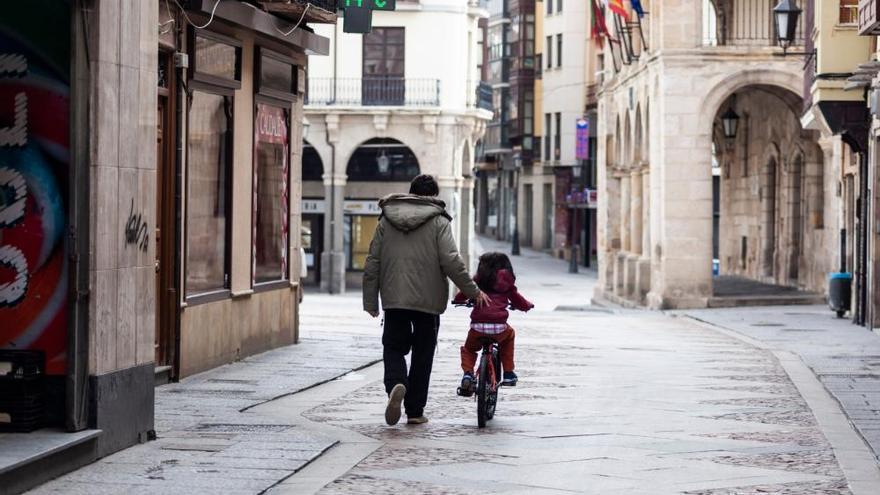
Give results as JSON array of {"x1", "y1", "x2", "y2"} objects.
[{"x1": 750, "y1": 322, "x2": 785, "y2": 327}]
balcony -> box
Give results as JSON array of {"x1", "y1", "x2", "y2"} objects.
[
  {"x1": 702, "y1": 0, "x2": 805, "y2": 47},
  {"x1": 306, "y1": 77, "x2": 441, "y2": 107},
  {"x1": 860, "y1": 0, "x2": 880, "y2": 34},
  {"x1": 467, "y1": 81, "x2": 494, "y2": 111},
  {"x1": 255, "y1": 0, "x2": 337, "y2": 24},
  {"x1": 585, "y1": 83, "x2": 599, "y2": 109}
]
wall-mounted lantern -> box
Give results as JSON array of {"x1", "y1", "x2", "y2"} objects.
[
  {"x1": 376, "y1": 150, "x2": 390, "y2": 175},
  {"x1": 721, "y1": 108, "x2": 740, "y2": 139},
  {"x1": 773, "y1": 0, "x2": 802, "y2": 55}
]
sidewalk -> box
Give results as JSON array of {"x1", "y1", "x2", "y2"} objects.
[
  {"x1": 28, "y1": 311, "x2": 381, "y2": 494},
  {"x1": 678, "y1": 305, "x2": 880, "y2": 462}
]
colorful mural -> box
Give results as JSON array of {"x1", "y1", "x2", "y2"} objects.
[{"x1": 0, "y1": 2, "x2": 70, "y2": 375}]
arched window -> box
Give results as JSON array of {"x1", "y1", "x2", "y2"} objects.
[
  {"x1": 346, "y1": 138, "x2": 420, "y2": 182},
  {"x1": 303, "y1": 140, "x2": 323, "y2": 181}
]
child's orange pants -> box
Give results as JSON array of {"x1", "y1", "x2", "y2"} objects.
[{"x1": 460, "y1": 326, "x2": 515, "y2": 374}]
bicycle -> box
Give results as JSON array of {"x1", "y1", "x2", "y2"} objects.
[{"x1": 454, "y1": 303, "x2": 505, "y2": 428}]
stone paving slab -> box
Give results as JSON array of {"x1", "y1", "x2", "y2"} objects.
[
  {"x1": 680, "y1": 305, "x2": 880, "y2": 462},
  {"x1": 28, "y1": 314, "x2": 382, "y2": 493}
]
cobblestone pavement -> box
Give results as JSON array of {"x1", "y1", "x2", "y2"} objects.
[
  {"x1": 28, "y1": 238, "x2": 880, "y2": 494},
  {"x1": 681, "y1": 306, "x2": 880, "y2": 463},
  {"x1": 258, "y1": 238, "x2": 879, "y2": 494}
]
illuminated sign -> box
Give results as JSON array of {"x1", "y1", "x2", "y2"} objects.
[{"x1": 337, "y1": 0, "x2": 396, "y2": 11}]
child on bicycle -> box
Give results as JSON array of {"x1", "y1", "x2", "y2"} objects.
[{"x1": 452, "y1": 252, "x2": 534, "y2": 394}]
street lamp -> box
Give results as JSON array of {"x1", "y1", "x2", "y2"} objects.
[
  {"x1": 773, "y1": 0, "x2": 802, "y2": 55},
  {"x1": 376, "y1": 150, "x2": 390, "y2": 175},
  {"x1": 721, "y1": 107, "x2": 739, "y2": 140}
]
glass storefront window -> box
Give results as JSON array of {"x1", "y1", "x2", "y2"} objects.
[
  {"x1": 194, "y1": 34, "x2": 240, "y2": 83},
  {"x1": 345, "y1": 215, "x2": 380, "y2": 270},
  {"x1": 253, "y1": 103, "x2": 290, "y2": 284},
  {"x1": 186, "y1": 91, "x2": 232, "y2": 296}
]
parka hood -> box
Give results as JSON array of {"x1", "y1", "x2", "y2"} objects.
[{"x1": 378, "y1": 193, "x2": 451, "y2": 233}]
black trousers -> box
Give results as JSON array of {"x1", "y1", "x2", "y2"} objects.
[{"x1": 382, "y1": 309, "x2": 440, "y2": 418}]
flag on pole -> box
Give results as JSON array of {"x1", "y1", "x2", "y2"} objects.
[
  {"x1": 607, "y1": 0, "x2": 630, "y2": 21},
  {"x1": 591, "y1": 0, "x2": 611, "y2": 46},
  {"x1": 631, "y1": 0, "x2": 645, "y2": 18}
]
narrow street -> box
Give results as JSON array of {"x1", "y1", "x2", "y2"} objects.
[{"x1": 31, "y1": 239, "x2": 880, "y2": 494}]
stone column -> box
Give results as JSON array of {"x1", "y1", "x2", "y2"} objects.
[
  {"x1": 630, "y1": 170, "x2": 642, "y2": 256},
  {"x1": 616, "y1": 173, "x2": 632, "y2": 295},
  {"x1": 459, "y1": 177, "x2": 475, "y2": 272},
  {"x1": 620, "y1": 174, "x2": 631, "y2": 252},
  {"x1": 320, "y1": 173, "x2": 346, "y2": 294}
]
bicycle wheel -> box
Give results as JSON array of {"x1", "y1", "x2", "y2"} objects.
[
  {"x1": 487, "y1": 349, "x2": 499, "y2": 420},
  {"x1": 477, "y1": 353, "x2": 489, "y2": 428}
]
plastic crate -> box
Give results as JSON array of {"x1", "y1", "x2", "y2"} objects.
[
  {"x1": 0, "y1": 350, "x2": 46, "y2": 432},
  {"x1": 0, "y1": 350, "x2": 45, "y2": 380}
]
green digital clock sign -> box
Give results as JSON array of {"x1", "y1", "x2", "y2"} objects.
[{"x1": 337, "y1": 0, "x2": 396, "y2": 11}]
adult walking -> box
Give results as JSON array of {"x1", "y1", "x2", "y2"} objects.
[{"x1": 363, "y1": 174, "x2": 488, "y2": 426}]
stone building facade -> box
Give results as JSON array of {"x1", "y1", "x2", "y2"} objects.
[
  {"x1": 0, "y1": 1, "x2": 333, "y2": 489},
  {"x1": 595, "y1": 0, "x2": 838, "y2": 309},
  {"x1": 305, "y1": 2, "x2": 491, "y2": 293}
]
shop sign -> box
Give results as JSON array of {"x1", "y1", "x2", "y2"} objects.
[
  {"x1": 344, "y1": 200, "x2": 382, "y2": 215},
  {"x1": 575, "y1": 118, "x2": 589, "y2": 160},
  {"x1": 302, "y1": 199, "x2": 326, "y2": 214}
]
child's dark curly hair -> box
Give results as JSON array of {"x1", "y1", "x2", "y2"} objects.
[{"x1": 475, "y1": 252, "x2": 515, "y2": 293}]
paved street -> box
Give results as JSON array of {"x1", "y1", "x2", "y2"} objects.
[{"x1": 28, "y1": 239, "x2": 880, "y2": 494}]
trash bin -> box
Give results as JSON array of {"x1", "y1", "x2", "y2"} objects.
[{"x1": 828, "y1": 272, "x2": 853, "y2": 319}]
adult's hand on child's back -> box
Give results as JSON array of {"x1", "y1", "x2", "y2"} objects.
[{"x1": 475, "y1": 291, "x2": 491, "y2": 308}]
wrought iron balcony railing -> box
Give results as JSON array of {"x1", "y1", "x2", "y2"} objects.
[
  {"x1": 702, "y1": 0, "x2": 805, "y2": 47},
  {"x1": 306, "y1": 77, "x2": 441, "y2": 107}
]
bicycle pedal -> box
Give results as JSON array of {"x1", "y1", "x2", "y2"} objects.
[{"x1": 456, "y1": 387, "x2": 473, "y2": 397}]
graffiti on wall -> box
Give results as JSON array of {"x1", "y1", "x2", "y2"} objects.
[
  {"x1": 0, "y1": 2, "x2": 70, "y2": 375},
  {"x1": 124, "y1": 198, "x2": 149, "y2": 252}
]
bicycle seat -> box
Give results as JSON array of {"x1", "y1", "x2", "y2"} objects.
[{"x1": 478, "y1": 337, "x2": 497, "y2": 346}]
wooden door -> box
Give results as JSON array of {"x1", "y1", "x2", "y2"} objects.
[{"x1": 155, "y1": 50, "x2": 179, "y2": 375}]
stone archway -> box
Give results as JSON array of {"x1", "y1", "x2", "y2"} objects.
[{"x1": 706, "y1": 75, "x2": 825, "y2": 296}]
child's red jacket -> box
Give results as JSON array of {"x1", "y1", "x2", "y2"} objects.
[{"x1": 452, "y1": 269, "x2": 534, "y2": 324}]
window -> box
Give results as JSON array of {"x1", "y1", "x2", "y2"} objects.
[
  {"x1": 363, "y1": 27, "x2": 405, "y2": 105},
  {"x1": 253, "y1": 103, "x2": 290, "y2": 284},
  {"x1": 547, "y1": 0, "x2": 553, "y2": 15},
  {"x1": 544, "y1": 113, "x2": 552, "y2": 161},
  {"x1": 556, "y1": 34, "x2": 562, "y2": 67},
  {"x1": 557, "y1": 0, "x2": 562, "y2": 13},
  {"x1": 546, "y1": 36, "x2": 553, "y2": 69},
  {"x1": 554, "y1": 112, "x2": 561, "y2": 160},
  {"x1": 186, "y1": 90, "x2": 232, "y2": 297},
  {"x1": 523, "y1": 90, "x2": 534, "y2": 135},
  {"x1": 257, "y1": 48, "x2": 298, "y2": 101},
  {"x1": 840, "y1": 0, "x2": 858, "y2": 25},
  {"x1": 345, "y1": 215, "x2": 380, "y2": 270},
  {"x1": 191, "y1": 31, "x2": 242, "y2": 89}
]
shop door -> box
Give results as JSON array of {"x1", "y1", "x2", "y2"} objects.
[
  {"x1": 155, "y1": 50, "x2": 179, "y2": 375},
  {"x1": 302, "y1": 214, "x2": 324, "y2": 286}
]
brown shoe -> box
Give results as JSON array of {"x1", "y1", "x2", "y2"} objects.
[
  {"x1": 385, "y1": 384, "x2": 406, "y2": 425},
  {"x1": 406, "y1": 416, "x2": 428, "y2": 425}
]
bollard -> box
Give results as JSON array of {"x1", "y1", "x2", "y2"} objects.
[{"x1": 569, "y1": 245, "x2": 579, "y2": 274}]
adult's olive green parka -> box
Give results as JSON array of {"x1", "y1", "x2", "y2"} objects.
[{"x1": 362, "y1": 194, "x2": 480, "y2": 315}]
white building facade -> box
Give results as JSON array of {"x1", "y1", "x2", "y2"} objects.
[{"x1": 304, "y1": 1, "x2": 492, "y2": 292}]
